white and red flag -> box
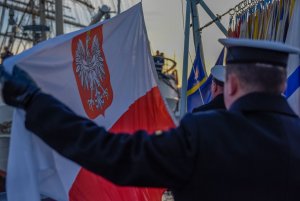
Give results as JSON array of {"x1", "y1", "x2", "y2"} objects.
[{"x1": 3, "y1": 3, "x2": 176, "y2": 201}]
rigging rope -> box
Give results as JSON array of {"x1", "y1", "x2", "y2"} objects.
[{"x1": 199, "y1": 8, "x2": 234, "y2": 32}]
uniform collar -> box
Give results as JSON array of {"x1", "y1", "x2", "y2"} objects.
[{"x1": 229, "y1": 92, "x2": 298, "y2": 117}]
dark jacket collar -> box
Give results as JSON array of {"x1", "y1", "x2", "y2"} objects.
[
  {"x1": 229, "y1": 92, "x2": 298, "y2": 117},
  {"x1": 213, "y1": 94, "x2": 224, "y2": 102}
]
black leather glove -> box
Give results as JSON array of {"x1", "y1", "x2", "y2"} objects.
[{"x1": 0, "y1": 65, "x2": 40, "y2": 110}]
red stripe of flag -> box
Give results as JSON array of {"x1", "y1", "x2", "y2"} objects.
[{"x1": 69, "y1": 87, "x2": 175, "y2": 201}]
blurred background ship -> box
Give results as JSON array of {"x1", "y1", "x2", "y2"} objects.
[{"x1": 0, "y1": 0, "x2": 135, "y2": 53}]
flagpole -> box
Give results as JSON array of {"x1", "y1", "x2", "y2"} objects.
[
  {"x1": 191, "y1": 1, "x2": 206, "y2": 106},
  {"x1": 191, "y1": 0, "x2": 200, "y2": 52},
  {"x1": 180, "y1": 0, "x2": 191, "y2": 119},
  {"x1": 190, "y1": 0, "x2": 207, "y2": 75}
]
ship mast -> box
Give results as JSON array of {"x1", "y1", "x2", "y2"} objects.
[
  {"x1": 117, "y1": 0, "x2": 120, "y2": 14},
  {"x1": 55, "y1": 0, "x2": 63, "y2": 35},
  {"x1": 40, "y1": 0, "x2": 47, "y2": 40}
]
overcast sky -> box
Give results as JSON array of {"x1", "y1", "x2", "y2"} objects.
[{"x1": 141, "y1": 0, "x2": 241, "y2": 81}]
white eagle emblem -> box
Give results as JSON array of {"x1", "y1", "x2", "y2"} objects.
[
  {"x1": 161, "y1": 190, "x2": 175, "y2": 201},
  {"x1": 75, "y1": 33, "x2": 109, "y2": 111}
]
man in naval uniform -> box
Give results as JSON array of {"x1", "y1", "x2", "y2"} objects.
[
  {"x1": 1, "y1": 38, "x2": 300, "y2": 201},
  {"x1": 192, "y1": 65, "x2": 226, "y2": 113}
]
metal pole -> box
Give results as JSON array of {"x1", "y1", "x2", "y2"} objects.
[
  {"x1": 180, "y1": 0, "x2": 191, "y2": 119},
  {"x1": 55, "y1": 0, "x2": 63, "y2": 36},
  {"x1": 31, "y1": 0, "x2": 37, "y2": 45},
  {"x1": 117, "y1": 0, "x2": 121, "y2": 14},
  {"x1": 39, "y1": 0, "x2": 47, "y2": 41},
  {"x1": 190, "y1": 0, "x2": 206, "y2": 74},
  {"x1": 198, "y1": 0, "x2": 228, "y2": 36},
  {"x1": 191, "y1": 0, "x2": 200, "y2": 52}
]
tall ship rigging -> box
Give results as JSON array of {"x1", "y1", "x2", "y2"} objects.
[{"x1": 0, "y1": 0, "x2": 131, "y2": 53}]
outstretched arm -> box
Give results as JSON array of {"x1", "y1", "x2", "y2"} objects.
[
  {"x1": 1, "y1": 66, "x2": 198, "y2": 189},
  {"x1": 25, "y1": 93, "x2": 198, "y2": 189}
]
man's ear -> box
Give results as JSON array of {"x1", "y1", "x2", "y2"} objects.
[
  {"x1": 281, "y1": 82, "x2": 287, "y2": 94},
  {"x1": 211, "y1": 81, "x2": 217, "y2": 93},
  {"x1": 224, "y1": 73, "x2": 240, "y2": 109},
  {"x1": 227, "y1": 73, "x2": 239, "y2": 96}
]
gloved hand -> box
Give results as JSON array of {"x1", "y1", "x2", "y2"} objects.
[{"x1": 0, "y1": 65, "x2": 40, "y2": 110}]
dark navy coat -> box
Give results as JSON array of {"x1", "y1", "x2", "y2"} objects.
[
  {"x1": 25, "y1": 92, "x2": 300, "y2": 201},
  {"x1": 192, "y1": 94, "x2": 225, "y2": 113}
]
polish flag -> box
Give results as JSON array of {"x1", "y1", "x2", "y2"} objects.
[{"x1": 3, "y1": 3, "x2": 176, "y2": 201}]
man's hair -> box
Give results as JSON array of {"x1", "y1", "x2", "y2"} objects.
[{"x1": 226, "y1": 63, "x2": 287, "y2": 94}]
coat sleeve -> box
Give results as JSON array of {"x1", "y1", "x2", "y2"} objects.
[{"x1": 25, "y1": 93, "x2": 199, "y2": 189}]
